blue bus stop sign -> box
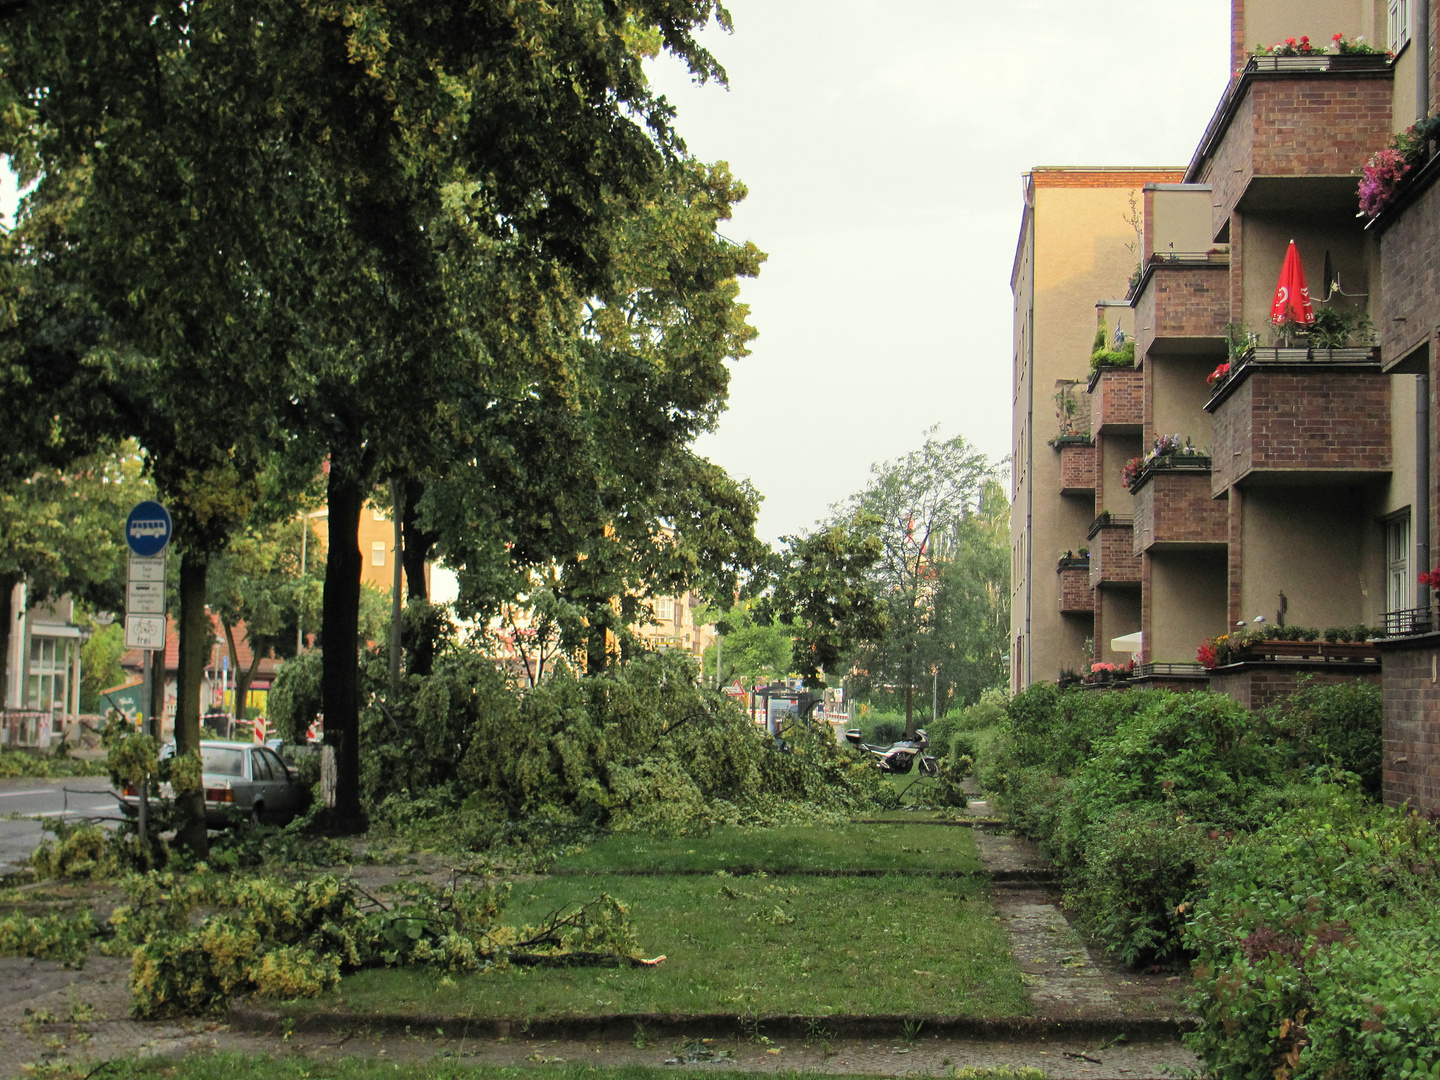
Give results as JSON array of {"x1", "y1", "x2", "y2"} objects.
[{"x1": 125, "y1": 501, "x2": 173, "y2": 557}]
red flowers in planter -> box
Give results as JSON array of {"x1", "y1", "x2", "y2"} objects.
[
  {"x1": 1207, "y1": 362, "x2": 1231, "y2": 388},
  {"x1": 1418, "y1": 566, "x2": 1440, "y2": 587}
]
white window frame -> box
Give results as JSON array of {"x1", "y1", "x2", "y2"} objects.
[
  {"x1": 371, "y1": 541, "x2": 387, "y2": 567},
  {"x1": 1386, "y1": 511, "x2": 1412, "y2": 613},
  {"x1": 1390, "y1": 0, "x2": 1411, "y2": 53}
]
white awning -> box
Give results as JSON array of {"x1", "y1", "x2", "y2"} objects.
[{"x1": 1110, "y1": 632, "x2": 1143, "y2": 653}]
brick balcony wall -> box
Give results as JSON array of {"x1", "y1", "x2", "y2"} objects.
[
  {"x1": 1134, "y1": 263, "x2": 1230, "y2": 360},
  {"x1": 1205, "y1": 74, "x2": 1394, "y2": 231},
  {"x1": 1090, "y1": 367, "x2": 1143, "y2": 431},
  {"x1": 1059, "y1": 443, "x2": 1096, "y2": 492},
  {"x1": 1089, "y1": 524, "x2": 1141, "y2": 587},
  {"x1": 1379, "y1": 178, "x2": 1440, "y2": 365},
  {"x1": 1210, "y1": 663, "x2": 1381, "y2": 713},
  {"x1": 1058, "y1": 566, "x2": 1095, "y2": 613},
  {"x1": 1131, "y1": 470, "x2": 1227, "y2": 553},
  {"x1": 1208, "y1": 369, "x2": 1391, "y2": 494},
  {"x1": 1380, "y1": 638, "x2": 1440, "y2": 812}
]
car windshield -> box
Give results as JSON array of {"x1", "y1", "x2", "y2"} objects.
[{"x1": 201, "y1": 747, "x2": 246, "y2": 777}]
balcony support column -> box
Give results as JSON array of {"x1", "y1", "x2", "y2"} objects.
[
  {"x1": 1228, "y1": 487, "x2": 1244, "y2": 628},
  {"x1": 1421, "y1": 369, "x2": 1433, "y2": 611}
]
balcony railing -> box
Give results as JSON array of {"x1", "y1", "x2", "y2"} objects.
[
  {"x1": 1133, "y1": 662, "x2": 1209, "y2": 679},
  {"x1": 1206, "y1": 345, "x2": 1381, "y2": 406},
  {"x1": 1380, "y1": 607, "x2": 1435, "y2": 638},
  {"x1": 1087, "y1": 512, "x2": 1132, "y2": 538}
]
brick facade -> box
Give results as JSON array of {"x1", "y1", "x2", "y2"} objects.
[
  {"x1": 1134, "y1": 261, "x2": 1230, "y2": 360},
  {"x1": 1131, "y1": 468, "x2": 1227, "y2": 553},
  {"x1": 1203, "y1": 71, "x2": 1395, "y2": 234},
  {"x1": 1090, "y1": 367, "x2": 1143, "y2": 432},
  {"x1": 1207, "y1": 367, "x2": 1391, "y2": 494},
  {"x1": 1378, "y1": 636, "x2": 1440, "y2": 812},
  {"x1": 1208, "y1": 662, "x2": 1382, "y2": 712},
  {"x1": 1378, "y1": 175, "x2": 1440, "y2": 366},
  {"x1": 1058, "y1": 565, "x2": 1095, "y2": 613},
  {"x1": 1058, "y1": 443, "x2": 1096, "y2": 493},
  {"x1": 1089, "y1": 523, "x2": 1141, "y2": 587}
]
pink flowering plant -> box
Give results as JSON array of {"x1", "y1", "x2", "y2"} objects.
[
  {"x1": 1121, "y1": 434, "x2": 1205, "y2": 489},
  {"x1": 1358, "y1": 116, "x2": 1440, "y2": 218},
  {"x1": 1254, "y1": 33, "x2": 1389, "y2": 58}
]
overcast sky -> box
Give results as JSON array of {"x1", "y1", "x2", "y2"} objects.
[
  {"x1": 647, "y1": 0, "x2": 1232, "y2": 541},
  {"x1": 1, "y1": 2, "x2": 1234, "y2": 545}
]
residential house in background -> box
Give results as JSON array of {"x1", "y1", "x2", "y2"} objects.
[{"x1": 2, "y1": 582, "x2": 86, "y2": 747}]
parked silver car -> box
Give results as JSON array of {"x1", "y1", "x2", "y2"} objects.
[{"x1": 117, "y1": 740, "x2": 306, "y2": 826}]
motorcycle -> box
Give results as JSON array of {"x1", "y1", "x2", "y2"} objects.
[{"x1": 844, "y1": 727, "x2": 941, "y2": 777}]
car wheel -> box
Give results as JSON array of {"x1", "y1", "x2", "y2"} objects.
[{"x1": 250, "y1": 804, "x2": 264, "y2": 826}]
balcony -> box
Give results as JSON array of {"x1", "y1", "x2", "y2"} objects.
[
  {"x1": 1088, "y1": 365, "x2": 1143, "y2": 433},
  {"x1": 1205, "y1": 346, "x2": 1389, "y2": 493},
  {"x1": 1057, "y1": 558, "x2": 1095, "y2": 614},
  {"x1": 1087, "y1": 513, "x2": 1140, "y2": 587},
  {"x1": 1056, "y1": 439, "x2": 1095, "y2": 495},
  {"x1": 1132, "y1": 253, "x2": 1230, "y2": 358},
  {"x1": 1187, "y1": 53, "x2": 1394, "y2": 235},
  {"x1": 1129, "y1": 458, "x2": 1227, "y2": 552}
]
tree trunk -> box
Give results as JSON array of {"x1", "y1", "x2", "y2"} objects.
[
  {"x1": 174, "y1": 551, "x2": 210, "y2": 858},
  {"x1": 322, "y1": 461, "x2": 366, "y2": 832},
  {"x1": 223, "y1": 620, "x2": 261, "y2": 721},
  {"x1": 903, "y1": 647, "x2": 915, "y2": 738},
  {"x1": 401, "y1": 478, "x2": 440, "y2": 677},
  {"x1": 0, "y1": 571, "x2": 18, "y2": 709}
]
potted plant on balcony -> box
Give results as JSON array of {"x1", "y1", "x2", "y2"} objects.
[
  {"x1": 1122, "y1": 434, "x2": 1209, "y2": 490},
  {"x1": 1090, "y1": 319, "x2": 1135, "y2": 371},
  {"x1": 1359, "y1": 115, "x2": 1440, "y2": 219}
]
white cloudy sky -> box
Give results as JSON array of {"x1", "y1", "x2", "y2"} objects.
[
  {"x1": 648, "y1": 0, "x2": 1232, "y2": 541},
  {"x1": 1, "y1": 2, "x2": 1233, "y2": 544}
]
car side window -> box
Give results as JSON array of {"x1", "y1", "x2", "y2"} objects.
[
  {"x1": 249, "y1": 750, "x2": 274, "y2": 782},
  {"x1": 259, "y1": 748, "x2": 287, "y2": 781}
]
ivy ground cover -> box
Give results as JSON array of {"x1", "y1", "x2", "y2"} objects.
[{"x1": 292, "y1": 824, "x2": 1025, "y2": 1021}]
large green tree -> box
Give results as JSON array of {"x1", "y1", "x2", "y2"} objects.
[
  {"x1": 837, "y1": 430, "x2": 1002, "y2": 735},
  {"x1": 0, "y1": 448, "x2": 145, "y2": 708}
]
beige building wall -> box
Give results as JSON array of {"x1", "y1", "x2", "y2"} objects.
[
  {"x1": 1152, "y1": 358, "x2": 1217, "y2": 447},
  {"x1": 1010, "y1": 168, "x2": 1183, "y2": 689},
  {"x1": 1240, "y1": 487, "x2": 1374, "y2": 626},
  {"x1": 1148, "y1": 186, "x2": 1215, "y2": 256},
  {"x1": 1242, "y1": 0, "x2": 1382, "y2": 59},
  {"x1": 1150, "y1": 550, "x2": 1228, "y2": 661},
  {"x1": 1240, "y1": 216, "x2": 1371, "y2": 337}
]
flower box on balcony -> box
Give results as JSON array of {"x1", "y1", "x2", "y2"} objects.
[{"x1": 1227, "y1": 639, "x2": 1380, "y2": 663}]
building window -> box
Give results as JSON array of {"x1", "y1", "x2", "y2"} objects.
[
  {"x1": 1390, "y1": 0, "x2": 1411, "y2": 52},
  {"x1": 372, "y1": 507, "x2": 387, "y2": 521},
  {"x1": 27, "y1": 636, "x2": 72, "y2": 715},
  {"x1": 653, "y1": 598, "x2": 674, "y2": 623},
  {"x1": 1386, "y1": 512, "x2": 1412, "y2": 613},
  {"x1": 371, "y1": 542, "x2": 386, "y2": 567}
]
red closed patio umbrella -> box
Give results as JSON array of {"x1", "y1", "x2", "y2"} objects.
[{"x1": 1270, "y1": 240, "x2": 1314, "y2": 326}]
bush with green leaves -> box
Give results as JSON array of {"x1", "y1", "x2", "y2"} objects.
[
  {"x1": 1185, "y1": 781, "x2": 1440, "y2": 1079},
  {"x1": 1264, "y1": 679, "x2": 1382, "y2": 795}
]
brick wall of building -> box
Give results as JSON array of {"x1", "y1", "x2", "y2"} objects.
[
  {"x1": 1205, "y1": 74, "x2": 1394, "y2": 231},
  {"x1": 1379, "y1": 177, "x2": 1440, "y2": 364},
  {"x1": 1380, "y1": 638, "x2": 1440, "y2": 813},
  {"x1": 1209, "y1": 663, "x2": 1382, "y2": 712},
  {"x1": 1090, "y1": 524, "x2": 1141, "y2": 586},
  {"x1": 1135, "y1": 263, "x2": 1231, "y2": 363},
  {"x1": 1132, "y1": 469, "x2": 1228, "y2": 553},
  {"x1": 1091, "y1": 367, "x2": 1143, "y2": 431},
  {"x1": 1059, "y1": 443, "x2": 1096, "y2": 492},
  {"x1": 1058, "y1": 566, "x2": 1095, "y2": 613},
  {"x1": 1209, "y1": 369, "x2": 1391, "y2": 493}
]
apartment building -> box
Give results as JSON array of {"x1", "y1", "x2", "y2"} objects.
[
  {"x1": 1012, "y1": 1, "x2": 1440, "y2": 808},
  {"x1": 1010, "y1": 168, "x2": 1185, "y2": 690}
]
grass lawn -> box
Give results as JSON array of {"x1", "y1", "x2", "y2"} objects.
[
  {"x1": 553, "y1": 823, "x2": 981, "y2": 875},
  {"x1": 294, "y1": 871, "x2": 1027, "y2": 1021}
]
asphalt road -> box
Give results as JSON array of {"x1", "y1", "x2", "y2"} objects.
[{"x1": 0, "y1": 775, "x2": 120, "y2": 875}]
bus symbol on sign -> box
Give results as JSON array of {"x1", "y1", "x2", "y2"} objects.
[{"x1": 125, "y1": 502, "x2": 172, "y2": 557}]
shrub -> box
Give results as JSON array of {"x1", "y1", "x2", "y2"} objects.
[
  {"x1": 1186, "y1": 782, "x2": 1440, "y2": 1079},
  {"x1": 1265, "y1": 680, "x2": 1383, "y2": 796}
]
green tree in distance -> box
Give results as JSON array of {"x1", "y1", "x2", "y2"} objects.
[
  {"x1": 698, "y1": 599, "x2": 793, "y2": 691},
  {"x1": 837, "y1": 430, "x2": 1003, "y2": 736}
]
